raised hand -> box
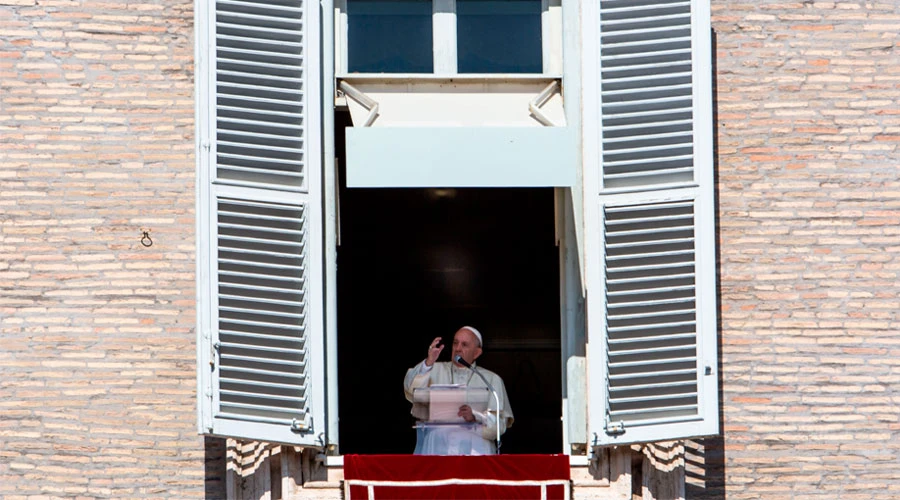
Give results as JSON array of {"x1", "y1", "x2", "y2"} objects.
[{"x1": 425, "y1": 337, "x2": 444, "y2": 367}]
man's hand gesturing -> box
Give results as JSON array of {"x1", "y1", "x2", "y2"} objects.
[{"x1": 425, "y1": 337, "x2": 444, "y2": 367}]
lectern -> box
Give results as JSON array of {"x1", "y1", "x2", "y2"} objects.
[{"x1": 411, "y1": 385, "x2": 492, "y2": 455}]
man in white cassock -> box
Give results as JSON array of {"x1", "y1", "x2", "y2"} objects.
[{"x1": 404, "y1": 326, "x2": 514, "y2": 455}]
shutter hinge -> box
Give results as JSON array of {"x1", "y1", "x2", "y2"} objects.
[
  {"x1": 605, "y1": 420, "x2": 626, "y2": 436},
  {"x1": 210, "y1": 341, "x2": 220, "y2": 368},
  {"x1": 291, "y1": 416, "x2": 311, "y2": 433}
]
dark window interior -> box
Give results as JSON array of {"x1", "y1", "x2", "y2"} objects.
[{"x1": 335, "y1": 120, "x2": 562, "y2": 454}]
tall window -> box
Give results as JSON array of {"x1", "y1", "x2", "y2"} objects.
[{"x1": 345, "y1": 0, "x2": 544, "y2": 74}]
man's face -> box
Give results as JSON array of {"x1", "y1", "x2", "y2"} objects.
[{"x1": 451, "y1": 328, "x2": 482, "y2": 367}]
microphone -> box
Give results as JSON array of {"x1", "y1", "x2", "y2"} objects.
[
  {"x1": 454, "y1": 354, "x2": 502, "y2": 453},
  {"x1": 454, "y1": 354, "x2": 472, "y2": 368}
]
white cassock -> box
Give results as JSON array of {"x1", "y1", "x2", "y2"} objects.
[{"x1": 404, "y1": 360, "x2": 514, "y2": 455}]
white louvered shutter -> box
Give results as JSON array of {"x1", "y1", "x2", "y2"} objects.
[
  {"x1": 196, "y1": 0, "x2": 325, "y2": 446},
  {"x1": 586, "y1": 0, "x2": 718, "y2": 445}
]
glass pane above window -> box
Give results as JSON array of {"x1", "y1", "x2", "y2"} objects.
[
  {"x1": 348, "y1": 0, "x2": 434, "y2": 73},
  {"x1": 457, "y1": 0, "x2": 542, "y2": 74}
]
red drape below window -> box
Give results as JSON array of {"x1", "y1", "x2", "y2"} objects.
[{"x1": 344, "y1": 454, "x2": 571, "y2": 500}]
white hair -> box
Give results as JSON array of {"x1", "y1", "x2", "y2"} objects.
[{"x1": 459, "y1": 326, "x2": 483, "y2": 348}]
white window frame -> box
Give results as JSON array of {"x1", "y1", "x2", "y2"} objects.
[{"x1": 335, "y1": 0, "x2": 562, "y2": 76}]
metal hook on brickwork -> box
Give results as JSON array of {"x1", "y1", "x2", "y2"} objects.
[{"x1": 141, "y1": 230, "x2": 153, "y2": 247}]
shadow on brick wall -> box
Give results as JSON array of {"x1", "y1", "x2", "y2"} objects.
[
  {"x1": 685, "y1": 27, "x2": 727, "y2": 500},
  {"x1": 685, "y1": 437, "x2": 726, "y2": 499},
  {"x1": 205, "y1": 436, "x2": 228, "y2": 499}
]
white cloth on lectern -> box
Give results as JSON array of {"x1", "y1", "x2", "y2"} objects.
[{"x1": 404, "y1": 360, "x2": 514, "y2": 455}]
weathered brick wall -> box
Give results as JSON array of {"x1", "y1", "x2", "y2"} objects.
[
  {"x1": 0, "y1": 0, "x2": 225, "y2": 497},
  {"x1": 2, "y1": 0, "x2": 898, "y2": 498},
  {"x1": 710, "y1": 0, "x2": 900, "y2": 498}
]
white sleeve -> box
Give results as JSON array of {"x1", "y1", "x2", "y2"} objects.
[{"x1": 403, "y1": 359, "x2": 433, "y2": 403}]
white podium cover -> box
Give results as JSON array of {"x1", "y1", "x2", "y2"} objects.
[{"x1": 412, "y1": 385, "x2": 493, "y2": 455}]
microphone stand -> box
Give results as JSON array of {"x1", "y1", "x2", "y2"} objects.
[{"x1": 456, "y1": 356, "x2": 502, "y2": 454}]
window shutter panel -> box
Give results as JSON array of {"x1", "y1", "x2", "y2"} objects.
[
  {"x1": 587, "y1": 0, "x2": 718, "y2": 445},
  {"x1": 197, "y1": 0, "x2": 324, "y2": 446},
  {"x1": 598, "y1": 0, "x2": 699, "y2": 190}
]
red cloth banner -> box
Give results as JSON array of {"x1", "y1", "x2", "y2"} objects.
[{"x1": 344, "y1": 454, "x2": 571, "y2": 499}]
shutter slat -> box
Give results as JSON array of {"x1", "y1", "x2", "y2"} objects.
[
  {"x1": 609, "y1": 285, "x2": 694, "y2": 297},
  {"x1": 600, "y1": 48, "x2": 691, "y2": 64},
  {"x1": 220, "y1": 329, "x2": 304, "y2": 344},
  {"x1": 607, "y1": 249, "x2": 694, "y2": 264},
  {"x1": 219, "y1": 306, "x2": 305, "y2": 320},
  {"x1": 218, "y1": 105, "x2": 302, "y2": 120},
  {"x1": 601, "y1": 105, "x2": 692, "y2": 121},
  {"x1": 221, "y1": 353, "x2": 306, "y2": 367},
  {"x1": 219, "y1": 293, "x2": 303, "y2": 308},
  {"x1": 218, "y1": 0, "x2": 303, "y2": 14},
  {"x1": 217, "y1": 22, "x2": 300, "y2": 37},
  {"x1": 607, "y1": 308, "x2": 696, "y2": 322},
  {"x1": 606, "y1": 409, "x2": 700, "y2": 426},
  {"x1": 608, "y1": 367, "x2": 696, "y2": 381},
  {"x1": 217, "y1": 13, "x2": 302, "y2": 28},
  {"x1": 602, "y1": 130, "x2": 692, "y2": 144},
  {"x1": 608, "y1": 355, "x2": 696, "y2": 369},
  {"x1": 220, "y1": 270, "x2": 304, "y2": 284},
  {"x1": 221, "y1": 364, "x2": 305, "y2": 379},
  {"x1": 608, "y1": 342, "x2": 696, "y2": 357},
  {"x1": 219, "y1": 116, "x2": 304, "y2": 132},
  {"x1": 218, "y1": 153, "x2": 304, "y2": 168},
  {"x1": 600, "y1": 1, "x2": 691, "y2": 14},
  {"x1": 600, "y1": 36, "x2": 691, "y2": 52},
  {"x1": 597, "y1": 141, "x2": 691, "y2": 158},
  {"x1": 608, "y1": 332, "x2": 696, "y2": 345},
  {"x1": 218, "y1": 258, "x2": 303, "y2": 272},
  {"x1": 217, "y1": 139, "x2": 302, "y2": 155},
  {"x1": 608, "y1": 320, "x2": 697, "y2": 336},
  {"x1": 216, "y1": 34, "x2": 303, "y2": 50},
  {"x1": 610, "y1": 392, "x2": 697, "y2": 406},
  {"x1": 604, "y1": 168, "x2": 694, "y2": 181},
  {"x1": 220, "y1": 401, "x2": 305, "y2": 415},
  {"x1": 611, "y1": 381, "x2": 695, "y2": 394},
  {"x1": 609, "y1": 404, "x2": 698, "y2": 419},
  {"x1": 221, "y1": 389, "x2": 305, "y2": 403},
  {"x1": 604, "y1": 154, "x2": 693, "y2": 169},
  {"x1": 608, "y1": 296, "x2": 695, "y2": 310},
  {"x1": 606, "y1": 260, "x2": 694, "y2": 275},
  {"x1": 600, "y1": 15, "x2": 691, "y2": 31},
  {"x1": 221, "y1": 377, "x2": 304, "y2": 392},
  {"x1": 218, "y1": 246, "x2": 302, "y2": 260},
  {"x1": 217, "y1": 49, "x2": 302, "y2": 67},
  {"x1": 603, "y1": 117, "x2": 692, "y2": 132},
  {"x1": 607, "y1": 272, "x2": 694, "y2": 285}
]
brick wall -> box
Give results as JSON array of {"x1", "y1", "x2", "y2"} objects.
[
  {"x1": 710, "y1": 0, "x2": 900, "y2": 498},
  {"x1": 0, "y1": 0, "x2": 224, "y2": 497},
  {"x1": 1, "y1": 0, "x2": 898, "y2": 499}
]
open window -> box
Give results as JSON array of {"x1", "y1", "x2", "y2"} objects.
[{"x1": 193, "y1": 0, "x2": 720, "y2": 456}]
